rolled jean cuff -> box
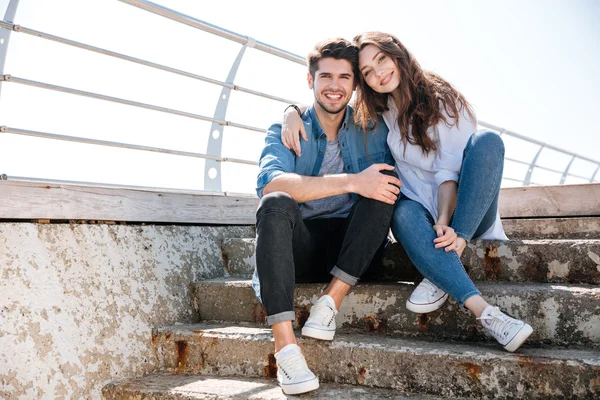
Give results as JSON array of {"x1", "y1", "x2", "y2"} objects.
[
  {"x1": 266, "y1": 311, "x2": 295, "y2": 326},
  {"x1": 331, "y1": 266, "x2": 359, "y2": 286},
  {"x1": 455, "y1": 231, "x2": 471, "y2": 242},
  {"x1": 458, "y1": 290, "x2": 481, "y2": 308}
]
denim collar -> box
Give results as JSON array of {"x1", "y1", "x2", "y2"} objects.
[{"x1": 306, "y1": 104, "x2": 353, "y2": 139}]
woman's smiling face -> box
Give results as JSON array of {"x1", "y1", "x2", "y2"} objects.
[{"x1": 358, "y1": 44, "x2": 401, "y2": 94}]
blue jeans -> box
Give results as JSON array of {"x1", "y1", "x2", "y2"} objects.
[{"x1": 391, "y1": 130, "x2": 504, "y2": 306}]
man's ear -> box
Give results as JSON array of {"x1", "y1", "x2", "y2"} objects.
[{"x1": 307, "y1": 72, "x2": 313, "y2": 89}]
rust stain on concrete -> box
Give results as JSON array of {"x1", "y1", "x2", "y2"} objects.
[
  {"x1": 175, "y1": 340, "x2": 189, "y2": 373},
  {"x1": 464, "y1": 362, "x2": 480, "y2": 382},
  {"x1": 251, "y1": 303, "x2": 267, "y2": 324},
  {"x1": 263, "y1": 353, "x2": 277, "y2": 378},
  {"x1": 295, "y1": 306, "x2": 309, "y2": 328},
  {"x1": 220, "y1": 241, "x2": 231, "y2": 275},
  {"x1": 151, "y1": 332, "x2": 159, "y2": 347},
  {"x1": 483, "y1": 247, "x2": 503, "y2": 280},
  {"x1": 357, "y1": 366, "x2": 367, "y2": 385},
  {"x1": 364, "y1": 313, "x2": 388, "y2": 333},
  {"x1": 417, "y1": 313, "x2": 431, "y2": 332},
  {"x1": 590, "y1": 373, "x2": 600, "y2": 393}
]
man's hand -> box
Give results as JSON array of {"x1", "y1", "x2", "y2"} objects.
[
  {"x1": 351, "y1": 164, "x2": 401, "y2": 205},
  {"x1": 433, "y1": 225, "x2": 467, "y2": 257},
  {"x1": 281, "y1": 108, "x2": 307, "y2": 157}
]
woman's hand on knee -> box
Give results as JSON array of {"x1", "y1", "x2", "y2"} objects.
[
  {"x1": 433, "y1": 225, "x2": 467, "y2": 256},
  {"x1": 433, "y1": 224, "x2": 458, "y2": 250}
]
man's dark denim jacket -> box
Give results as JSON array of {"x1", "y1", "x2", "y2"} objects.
[{"x1": 256, "y1": 104, "x2": 393, "y2": 198}]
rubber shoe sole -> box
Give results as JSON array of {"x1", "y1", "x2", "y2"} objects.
[
  {"x1": 302, "y1": 325, "x2": 335, "y2": 341},
  {"x1": 406, "y1": 293, "x2": 449, "y2": 314},
  {"x1": 504, "y1": 323, "x2": 533, "y2": 353},
  {"x1": 280, "y1": 376, "x2": 319, "y2": 395}
]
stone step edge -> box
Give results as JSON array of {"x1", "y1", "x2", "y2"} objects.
[
  {"x1": 501, "y1": 217, "x2": 600, "y2": 238},
  {"x1": 151, "y1": 323, "x2": 600, "y2": 399},
  {"x1": 222, "y1": 238, "x2": 600, "y2": 285},
  {"x1": 153, "y1": 322, "x2": 600, "y2": 363},
  {"x1": 195, "y1": 277, "x2": 600, "y2": 292},
  {"x1": 192, "y1": 279, "x2": 600, "y2": 347},
  {"x1": 102, "y1": 373, "x2": 452, "y2": 400}
]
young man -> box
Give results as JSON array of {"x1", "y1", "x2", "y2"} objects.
[{"x1": 253, "y1": 38, "x2": 401, "y2": 395}]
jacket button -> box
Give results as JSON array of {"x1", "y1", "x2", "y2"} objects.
[{"x1": 319, "y1": 151, "x2": 323, "y2": 155}]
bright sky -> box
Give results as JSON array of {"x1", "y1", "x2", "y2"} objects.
[{"x1": 0, "y1": 0, "x2": 599, "y2": 194}]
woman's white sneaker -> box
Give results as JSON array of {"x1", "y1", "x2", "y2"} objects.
[
  {"x1": 274, "y1": 344, "x2": 319, "y2": 395},
  {"x1": 477, "y1": 306, "x2": 533, "y2": 352},
  {"x1": 406, "y1": 278, "x2": 449, "y2": 313},
  {"x1": 301, "y1": 295, "x2": 337, "y2": 341}
]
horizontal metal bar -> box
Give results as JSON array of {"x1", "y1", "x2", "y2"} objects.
[
  {"x1": 1, "y1": 75, "x2": 265, "y2": 133},
  {"x1": 501, "y1": 176, "x2": 525, "y2": 183},
  {"x1": 0, "y1": 20, "x2": 297, "y2": 105},
  {"x1": 118, "y1": 0, "x2": 305, "y2": 65},
  {"x1": 503, "y1": 157, "x2": 597, "y2": 182},
  {"x1": 0, "y1": 175, "x2": 258, "y2": 198},
  {"x1": 564, "y1": 172, "x2": 599, "y2": 182},
  {"x1": 0, "y1": 126, "x2": 259, "y2": 166},
  {"x1": 479, "y1": 121, "x2": 600, "y2": 166},
  {"x1": 504, "y1": 157, "x2": 531, "y2": 167}
]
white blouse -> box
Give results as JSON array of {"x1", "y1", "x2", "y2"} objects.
[{"x1": 382, "y1": 97, "x2": 507, "y2": 240}]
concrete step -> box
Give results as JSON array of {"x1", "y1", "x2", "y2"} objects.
[
  {"x1": 149, "y1": 323, "x2": 600, "y2": 399},
  {"x1": 502, "y1": 217, "x2": 600, "y2": 239},
  {"x1": 192, "y1": 279, "x2": 600, "y2": 347},
  {"x1": 102, "y1": 373, "x2": 451, "y2": 399},
  {"x1": 222, "y1": 238, "x2": 600, "y2": 284}
]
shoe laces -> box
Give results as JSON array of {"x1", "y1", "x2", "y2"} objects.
[
  {"x1": 416, "y1": 278, "x2": 440, "y2": 297},
  {"x1": 279, "y1": 352, "x2": 310, "y2": 379},
  {"x1": 477, "y1": 307, "x2": 518, "y2": 338},
  {"x1": 310, "y1": 299, "x2": 337, "y2": 326}
]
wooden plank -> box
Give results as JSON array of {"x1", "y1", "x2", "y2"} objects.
[
  {"x1": 499, "y1": 183, "x2": 600, "y2": 218},
  {"x1": 0, "y1": 181, "x2": 258, "y2": 225},
  {"x1": 1, "y1": 181, "x2": 598, "y2": 223}
]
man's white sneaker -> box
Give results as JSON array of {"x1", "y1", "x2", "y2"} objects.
[
  {"x1": 406, "y1": 278, "x2": 449, "y2": 313},
  {"x1": 478, "y1": 306, "x2": 533, "y2": 352},
  {"x1": 274, "y1": 344, "x2": 319, "y2": 395},
  {"x1": 301, "y1": 294, "x2": 337, "y2": 341}
]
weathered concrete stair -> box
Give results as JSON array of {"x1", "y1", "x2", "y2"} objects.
[
  {"x1": 103, "y1": 215, "x2": 599, "y2": 399},
  {"x1": 192, "y1": 279, "x2": 600, "y2": 347},
  {"x1": 222, "y1": 238, "x2": 600, "y2": 284},
  {"x1": 146, "y1": 323, "x2": 600, "y2": 399},
  {"x1": 102, "y1": 374, "x2": 451, "y2": 399},
  {"x1": 501, "y1": 217, "x2": 600, "y2": 239}
]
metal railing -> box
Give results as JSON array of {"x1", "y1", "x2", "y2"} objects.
[{"x1": 0, "y1": 0, "x2": 598, "y2": 194}]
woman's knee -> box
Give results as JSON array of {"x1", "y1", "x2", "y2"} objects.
[
  {"x1": 469, "y1": 130, "x2": 505, "y2": 154},
  {"x1": 391, "y1": 200, "x2": 424, "y2": 238}
]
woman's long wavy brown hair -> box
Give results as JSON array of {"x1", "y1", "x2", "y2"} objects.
[{"x1": 353, "y1": 32, "x2": 475, "y2": 154}]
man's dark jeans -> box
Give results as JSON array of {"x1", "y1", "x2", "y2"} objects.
[{"x1": 255, "y1": 184, "x2": 396, "y2": 326}]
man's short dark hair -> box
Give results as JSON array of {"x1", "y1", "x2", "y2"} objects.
[{"x1": 307, "y1": 38, "x2": 358, "y2": 80}]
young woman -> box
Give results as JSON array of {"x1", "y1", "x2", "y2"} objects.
[{"x1": 282, "y1": 31, "x2": 533, "y2": 352}]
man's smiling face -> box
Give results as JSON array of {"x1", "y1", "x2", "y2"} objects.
[{"x1": 308, "y1": 57, "x2": 355, "y2": 115}]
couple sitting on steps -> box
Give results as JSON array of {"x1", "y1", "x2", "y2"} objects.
[{"x1": 252, "y1": 34, "x2": 533, "y2": 396}]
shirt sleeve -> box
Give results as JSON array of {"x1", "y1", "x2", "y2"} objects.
[
  {"x1": 433, "y1": 107, "x2": 478, "y2": 187},
  {"x1": 256, "y1": 122, "x2": 295, "y2": 198}
]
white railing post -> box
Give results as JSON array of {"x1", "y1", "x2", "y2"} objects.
[
  {"x1": 204, "y1": 42, "x2": 253, "y2": 191},
  {"x1": 524, "y1": 145, "x2": 544, "y2": 186},
  {"x1": 0, "y1": 0, "x2": 20, "y2": 98}
]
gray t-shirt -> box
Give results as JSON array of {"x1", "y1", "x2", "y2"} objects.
[{"x1": 300, "y1": 138, "x2": 355, "y2": 220}]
